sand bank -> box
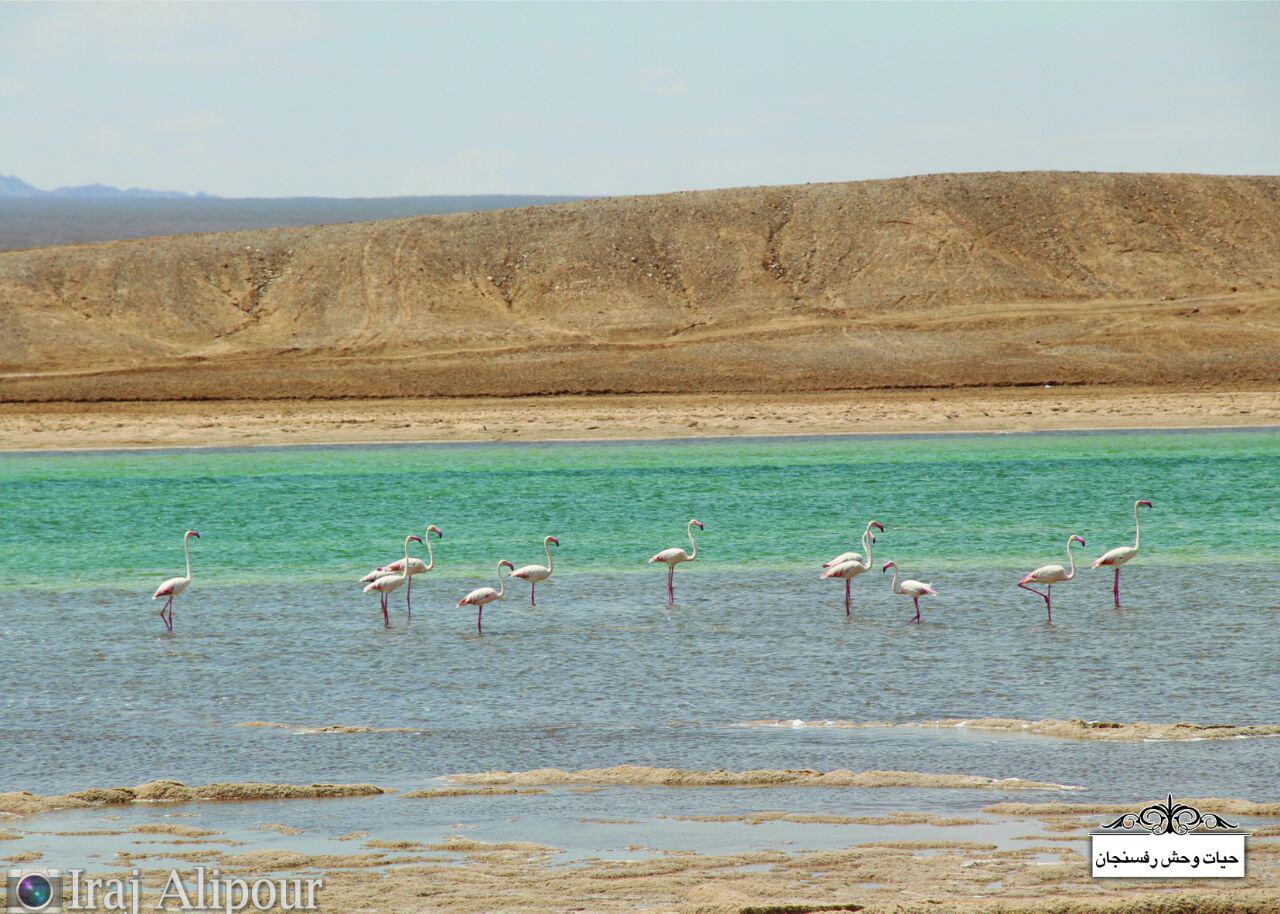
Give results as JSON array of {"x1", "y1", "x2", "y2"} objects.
[
  {"x1": 984, "y1": 798, "x2": 1280, "y2": 818},
  {"x1": 741, "y1": 717, "x2": 1280, "y2": 742},
  {"x1": 261, "y1": 835, "x2": 1280, "y2": 913},
  {"x1": 445, "y1": 765, "x2": 1079, "y2": 790},
  {"x1": 0, "y1": 780, "x2": 384, "y2": 817},
  {"x1": 665, "y1": 811, "x2": 986, "y2": 827},
  {"x1": 1, "y1": 386, "x2": 1276, "y2": 452}
]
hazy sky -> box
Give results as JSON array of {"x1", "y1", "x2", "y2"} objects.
[{"x1": 2, "y1": 2, "x2": 1277, "y2": 197}]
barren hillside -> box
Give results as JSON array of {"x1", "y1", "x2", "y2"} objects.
[{"x1": 1, "y1": 171, "x2": 1278, "y2": 403}]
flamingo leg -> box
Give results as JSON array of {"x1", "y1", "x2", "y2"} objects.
[
  {"x1": 381, "y1": 592, "x2": 389, "y2": 627},
  {"x1": 1113, "y1": 567, "x2": 1121, "y2": 607},
  {"x1": 168, "y1": 598, "x2": 174, "y2": 631},
  {"x1": 667, "y1": 566, "x2": 674, "y2": 604},
  {"x1": 531, "y1": 582, "x2": 536, "y2": 607},
  {"x1": 477, "y1": 605, "x2": 484, "y2": 634},
  {"x1": 406, "y1": 576, "x2": 412, "y2": 619},
  {"x1": 1019, "y1": 582, "x2": 1051, "y2": 619},
  {"x1": 844, "y1": 579, "x2": 851, "y2": 616},
  {"x1": 911, "y1": 597, "x2": 921, "y2": 623}
]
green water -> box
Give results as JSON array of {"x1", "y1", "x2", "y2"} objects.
[{"x1": 1, "y1": 430, "x2": 1276, "y2": 591}]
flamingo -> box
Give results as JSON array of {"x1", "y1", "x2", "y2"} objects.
[
  {"x1": 1092, "y1": 500, "x2": 1152, "y2": 607},
  {"x1": 458, "y1": 560, "x2": 515, "y2": 633},
  {"x1": 509, "y1": 535, "x2": 559, "y2": 606},
  {"x1": 1018, "y1": 535, "x2": 1086, "y2": 621},
  {"x1": 378, "y1": 525, "x2": 443, "y2": 617},
  {"x1": 882, "y1": 560, "x2": 937, "y2": 623},
  {"x1": 363, "y1": 534, "x2": 422, "y2": 626},
  {"x1": 152, "y1": 530, "x2": 199, "y2": 632},
  {"x1": 823, "y1": 520, "x2": 885, "y2": 569},
  {"x1": 820, "y1": 520, "x2": 885, "y2": 614},
  {"x1": 649, "y1": 519, "x2": 703, "y2": 604}
]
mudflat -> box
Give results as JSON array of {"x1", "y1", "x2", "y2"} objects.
[{"x1": 0, "y1": 386, "x2": 1274, "y2": 451}]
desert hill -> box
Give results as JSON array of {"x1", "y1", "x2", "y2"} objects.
[{"x1": 1, "y1": 171, "x2": 1278, "y2": 403}]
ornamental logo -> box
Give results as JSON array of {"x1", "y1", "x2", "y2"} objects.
[{"x1": 1091, "y1": 796, "x2": 1247, "y2": 878}]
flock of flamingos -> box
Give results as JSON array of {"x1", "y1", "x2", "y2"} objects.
[{"x1": 151, "y1": 499, "x2": 1152, "y2": 633}]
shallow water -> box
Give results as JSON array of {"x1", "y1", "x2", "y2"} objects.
[{"x1": 2, "y1": 429, "x2": 1278, "y2": 816}]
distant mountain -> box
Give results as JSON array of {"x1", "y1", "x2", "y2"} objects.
[
  {"x1": 0, "y1": 175, "x2": 42, "y2": 197},
  {"x1": 0, "y1": 175, "x2": 589, "y2": 250},
  {"x1": 0, "y1": 174, "x2": 211, "y2": 199}
]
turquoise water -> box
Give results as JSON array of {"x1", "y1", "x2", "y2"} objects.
[
  {"x1": 1, "y1": 429, "x2": 1278, "y2": 810},
  {"x1": 2, "y1": 429, "x2": 1277, "y2": 591}
]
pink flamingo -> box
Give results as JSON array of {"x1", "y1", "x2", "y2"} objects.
[
  {"x1": 882, "y1": 560, "x2": 937, "y2": 623},
  {"x1": 1018, "y1": 534, "x2": 1085, "y2": 621},
  {"x1": 649, "y1": 519, "x2": 703, "y2": 604},
  {"x1": 1092, "y1": 500, "x2": 1152, "y2": 607},
  {"x1": 378, "y1": 525, "x2": 443, "y2": 617},
  {"x1": 823, "y1": 520, "x2": 885, "y2": 569},
  {"x1": 821, "y1": 520, "x2": 884, "y2": 615},
  {"x1": 152, "y1": 530, "x2": 199, "y2": 632},
  {"x1": 363, "y1": 535, "x2": 421, "y2": 626},
  {"x1": 509, "y1": 535, "x2": 559, "y2": 606},
  {"x1": 458, "y1": 560, "x2": 515, "y2": 633}
]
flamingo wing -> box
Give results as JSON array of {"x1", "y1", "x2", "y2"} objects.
[
  {"x1": 820, "y1": 559, "x2": 868, "y2": 580},
  {"x1": 1092, "y1": 546, "x2": 1136, "y2": 568},
  {"x1": 649, "y1": 548, "x2": 688, "y2": 564},
  {"x1": 384, "y1": 557, "x2": 428, "y2": 575},
  {"x1": 359, "y1": 568, "x2": 386, "y2": 583},
  {"x1": 1022, "y1": 564, "x2": 1067, "y2": 585},
  {"x1": 510, "y1": 564, "x2": 550, "y2": 581},
  {"x1": 364, "y1": 572, "x2": 405, "y2": 594},
  {"x1": 822, "y1": 551, "x2": 864, "y2": 569},
  {"x1": 458, "y1": 586, "x2": 499, "y2": 607},
  {"x1": 153, "y1": 576, "x2": 187, "y2": 599},
  {"x1": 902, "y1": 580, "x2": 936, "y2": 597}
]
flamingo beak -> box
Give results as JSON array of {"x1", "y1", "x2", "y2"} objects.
[
  {"x1": 1139, "y1": 500, "x2": 1152, "y2": 508},
  {"x1": 870, "y1": 535, "x2": 877, "y2": 544},
  {"x1": 695, "y1": 521, "x2": 704, "y2": 530},
  {"x1": 881, "y1": 562, "x2": 891, "y2": 572},
  {"x1": 872, "y1": 522, "x2": 885, "y2": 531},
  {"x1": 550, "y1": 537, "x2": 560, "y2": 546},
  {"x1": 410, "y1": 535, "x2": 423, "y2": 543},
  {"x1": 189, "y1": 531, "x2": 200, "y2": 539}
]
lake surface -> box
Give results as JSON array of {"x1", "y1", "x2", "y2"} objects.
[{"x1": 2, "y1": 429, "x2": 1278, "y2": 813}]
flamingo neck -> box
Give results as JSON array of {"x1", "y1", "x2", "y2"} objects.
[
  {"x1": 423, "y1": 531, "x2": 436, "y2": 572},
  {"x1": 495, "y1": 562, "x2": 507, "y2": 597},
  {"x1": 544, "y1": 537, "x2": 554, "y2": 573},
  {"x1": 861, "y1": 525, "x2": 875, "y2": 570},
  {"x1": 687, "y1": 523, "x2": 699, "y2": 561},
  {"x1": 887, "y1": 564, "x2": 901, "y2": 594},
  {"x1": 1064, "y1": 536, "x2": 1078, "y2": 580},
  {"x1": 1133, "y1": 502, "x2": 1142, "y2": 551},
  {"x1": 184, "y1": 535, "x2": 193, "y2": 581},
  {"x1": 402, "y1": 535, "x2": 413, "y2": 576}
]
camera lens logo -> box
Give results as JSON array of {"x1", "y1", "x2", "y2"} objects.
[{"x1": 6, "y1": 869, "x2": 62, "y2": 914}]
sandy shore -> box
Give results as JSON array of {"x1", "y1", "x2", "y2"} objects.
[
  {"x1": 0, "y1": 386, "x2": 1276, "y2": 452},
  {"x1": 5, "y1": 777, "x2": 1279, "y2": 912}
]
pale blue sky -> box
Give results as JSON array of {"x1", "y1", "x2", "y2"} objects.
[{"x1": 1, "y1": 2, "x2": 1277, "y2": 197}]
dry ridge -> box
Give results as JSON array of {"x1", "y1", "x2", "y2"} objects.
[{"x1": 2, "y1": 171, "x2": 1278, "y2": 403}]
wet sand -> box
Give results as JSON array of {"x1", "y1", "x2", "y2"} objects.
[
  {"x1": 0, "y1": 386, "x2": 1276, "y2": 451},
  {"x1": 443, "y1": 765, "x2": 1080, "y2": 791},
  {"x1": 740, "y1": 717, "x2": 1280, "y2": 742},
  {"x1": 4, "y1": 780, "x2": 1278, "y2": 912}
]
